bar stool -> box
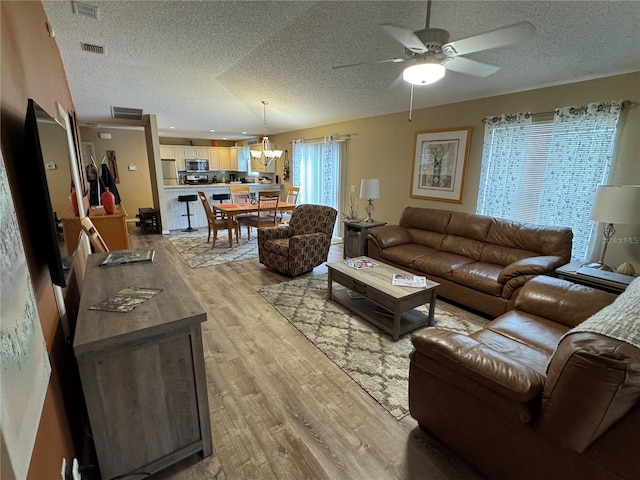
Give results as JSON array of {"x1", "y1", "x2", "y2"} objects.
[{"x1": 178, "y1": 194, "x2": 198, "y2": 232}]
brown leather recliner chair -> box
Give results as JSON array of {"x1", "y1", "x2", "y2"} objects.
[
  {"x1": 258, "y1": 204, "x2": 337, "y2": 276},
  {"x1": 409, "y1": 275, "x2": 640, "y2": 480}
]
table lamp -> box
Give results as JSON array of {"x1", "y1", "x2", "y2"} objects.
[
  {"x1": 360, "y1": 179, "x2": 380, "y2": 222},
  {"x1": 587, "y1": 184, "x2": 640, "y2": 271}
]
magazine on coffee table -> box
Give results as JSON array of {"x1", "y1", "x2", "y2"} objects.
[
  {"x1": 89, "y1": 286, "x2": 163, "y2": 312},
  {"x1": 345, "y1": 257, "x2": 378, "y2": 269},
  {"x1": 391, "y1": 273, "x2": 427, "y2": 288},
  {"x1": 99, "y1": 249, "x2": 155, "y2": 267}
]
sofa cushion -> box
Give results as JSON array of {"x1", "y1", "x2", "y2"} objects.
[
  {"x1": 441, "y1": 235, "x2": 485, "y2": 260},
  {"x1": 487, "y1": 218, "x2": 573, "y2": 261},
  {"x1": 412, "y1": 252, "x2": 475, "y2": 280},
  {"x1": 400, "y1": 206, "x2": 450, "y2": 232},
  {"x1": 381, "y1": 243, "x2": 436, "y2": 266},
  {"x1": 451, "y1": 262, "x2": 503, "y2": 296},
  {"x1": 445, "y1": 211, "x2": 493, "y2": 241},
  {"x1": 407, "y1": 228, "x2": 445, "y2": 249},
  {"x1": 470, "y1": 311, "x2": 569, "y2": 375},
  {"x1": 481, "y1": 243, "x2": 539, "y2": 267}
]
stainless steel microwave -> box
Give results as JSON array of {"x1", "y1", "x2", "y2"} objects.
[{"x1": 185, "y1": 159, "x2": 209, "y2": 172}]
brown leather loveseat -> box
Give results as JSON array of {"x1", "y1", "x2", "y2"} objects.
[
  {"x1": 409, "y1": 275, "x2": 640, "y2": 480},
  {"x1": 367, "y1": 207, "x2": 572, "y2": 317}
]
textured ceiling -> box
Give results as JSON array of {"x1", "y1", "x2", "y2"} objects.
[{"x1": 42, "y1": 0, "x2": 640, "y2": 140}]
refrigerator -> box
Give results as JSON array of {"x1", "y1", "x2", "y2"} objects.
[{"x1": 161, "y1": 159, "x2": 178, "y2": 186}]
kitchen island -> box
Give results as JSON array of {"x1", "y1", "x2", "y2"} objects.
[{"x1": 164, "y1": 183, "x2": 282, "y2": 230}]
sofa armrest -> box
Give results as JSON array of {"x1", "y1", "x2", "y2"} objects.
[
  {"x1": 366, "y1": 225, "x2": 412, "y2": 249},
  {"x1": 259, "y1": 225, "x2": 294, "y2": 241},
  {"x1": 513, "y1": 276, "x2": 616, "y2": 327},
  {"x1": 536, "y1": 332, "x2": 640, "y2": 453},
  {"x1": 498, "y1": 255, "x2": 565, "y2": 283},
  {"x1": 289, "y1": 232, "x2": 329, "y2": 253},
  {"x1": 412, "y1": 329, "x2": 544, "y2": 416}
]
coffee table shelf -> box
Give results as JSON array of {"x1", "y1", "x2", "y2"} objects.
[{"x1": 332, "y1": 289, "x2": 431, "y2": 339}]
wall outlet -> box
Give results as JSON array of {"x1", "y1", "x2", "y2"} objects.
[
  {"x1": 60, "y1": 458, "x2": 67, "y2": 480},
  {"x1": 128, "y1": 164, "x2": 137, "y2": 171},
  {"x1": 351, "y1": 185, "x2": 355, "y2": 192}
]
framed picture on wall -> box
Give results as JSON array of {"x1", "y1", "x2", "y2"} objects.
[{"x1": 410, "y1": 127, "x2": 472, "y2": 203}]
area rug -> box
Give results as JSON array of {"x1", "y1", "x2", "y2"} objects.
[
  {"x1": 167, "y1": 229, "x2": 258, "y2": 268},
  {"x1": 258, "y1": 274, "x2": 489, "y2": 420}
]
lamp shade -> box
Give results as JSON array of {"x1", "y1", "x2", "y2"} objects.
[
  {"x1": 360, "y1": 179, "x2": 380, "y2": 199},
  {"x1": 590, "y1": 185, "x2": 640, "y2": 224},
  {"x1": 403, "y1": 62, "x2": 446, "y2": 85}
]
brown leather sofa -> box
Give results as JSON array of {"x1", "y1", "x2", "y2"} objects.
[
  {"x1": 367, "y1": 207, "x2": 573, "y2": 317},
  {"x1": 409, "y1": 275, "x2": 640, "y2": 480}
]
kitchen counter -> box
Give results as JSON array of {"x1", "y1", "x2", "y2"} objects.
[
  {"x1": 164, "y1": 182, "x2": 275, "y2": 188},
  {"x1": 164, "y1": 184, "x2": 282, "y2": 230}
]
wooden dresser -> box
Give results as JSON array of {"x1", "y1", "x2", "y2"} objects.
[
  {"x1": 61, "y1": 204, "x2": 130, "y2": 254},
  {"x1": 74, "y1": 246, "x2": 212, "y2": 479}
]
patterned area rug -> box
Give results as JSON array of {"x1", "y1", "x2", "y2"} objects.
[
  {"x1": 167, "y1": 229, "x2": 258, "y2": 268},
  {"x1": 258, "y1": 274, "x2": 490, "y2": 420}
]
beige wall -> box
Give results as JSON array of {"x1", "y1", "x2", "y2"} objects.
[
  {"x1": 271, "y1": 72, "x2": 640, "y2": 269},
  {"x1": 1, "y1": 1, "x2": 76, "y2": 476},
  {"x1": 79, "y1": 126, "x2": 154, "y2": 219}
]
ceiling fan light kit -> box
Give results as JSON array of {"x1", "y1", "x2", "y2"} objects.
[
  {"x1": 403, "y1": 61, "x2": 445, "y2": 85},
  {"x1": 333, "y1": 0, "x2": 536, "y2": 89}
]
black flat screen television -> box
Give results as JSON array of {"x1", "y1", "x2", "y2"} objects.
[{"x1": 20, "y1": 99, "x2": 68, "y2": 287}]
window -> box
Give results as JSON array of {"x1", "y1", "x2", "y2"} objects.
[
  {"x1": 292, "y1": 136, "x2": 345, "y2": 235},
  {"x1": 477, "y1": 102, "x2": 622, "y2": 261}
]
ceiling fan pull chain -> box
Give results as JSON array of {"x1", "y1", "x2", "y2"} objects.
[{"x1": 408, "y1": 84, "x2": 414, "y2": 122}]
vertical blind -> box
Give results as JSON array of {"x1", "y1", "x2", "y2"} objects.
[{"x1": 477, "y1": 102, "x2": 622, "y2": 261}]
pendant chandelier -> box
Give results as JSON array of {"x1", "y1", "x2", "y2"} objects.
[{"x1": 250, "y1": 100, "x2": 282, "y2": 167}]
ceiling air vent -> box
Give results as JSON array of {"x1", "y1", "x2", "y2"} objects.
[
  {"x1": 111, "y1": 107, "x2": 143, "y2": 121},
  {"x1": 81, "y1": 43, "x2": 104, "y2": 54},
  {"x1": 72, "y1": 2, "x2": 99, "y2": 19}
]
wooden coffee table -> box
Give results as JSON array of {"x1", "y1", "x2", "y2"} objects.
[{"x1": 327, "y1": 257, "x2": 439, "y2": 341}]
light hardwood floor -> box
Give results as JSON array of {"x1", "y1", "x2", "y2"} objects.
[{"x1": 127, "y1": 226, "x2": 484, "y2": 480}]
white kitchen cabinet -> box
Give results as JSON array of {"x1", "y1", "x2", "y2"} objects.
[
  {"x1": 218, "y1": 148, "x2": 231, "y2": 170},
  {"x1": 159, "y1": 146, "x2": 175, "y2": 159},
  {"x1": 208, "y1": 148, "x2": 220, "y2": 170},
  {"x1": 184, "y1": 147, "x2": 198, "y2": 160},
  {"x1": 228, "y1": 147, "x2": 238, "y2": 170},
  {"x1": 196, "y1": 147, "x2": 209, "y2": 160},
  {"x1": 174, "y1": 147, "x2": 186, "y2": 171}
]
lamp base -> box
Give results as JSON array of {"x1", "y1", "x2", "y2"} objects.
[
  {"x1": 584, "y1": 262, "x2": 614, "y2": 272},
  {"x1": 363, "y1": 217, "x2": 375, "y2": 223}
]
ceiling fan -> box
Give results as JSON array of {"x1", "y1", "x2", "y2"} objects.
[{"x1": 333, "y1": 0, "x2": 536, "y2": 86}]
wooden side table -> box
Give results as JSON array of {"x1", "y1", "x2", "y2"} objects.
[
  {"x1": 343, "y1": 220, "x2": 386, "y2": 258},
  {"x1": 556, "y1": 261, "x2": 635, "y2": 294},
  {"x1": 61, "y1": 205, "x2": 130, "y2": 253}
]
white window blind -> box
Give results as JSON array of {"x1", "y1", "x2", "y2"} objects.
[{"x1": 477, "y1": 102, "x2": 622, "y2": 261}]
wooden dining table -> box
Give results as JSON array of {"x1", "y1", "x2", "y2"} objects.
[{"x1": 213, "y1": 201, "x2": 297, "y2": 247}]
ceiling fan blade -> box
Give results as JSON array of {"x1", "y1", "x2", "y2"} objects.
[
  {"x1": 379, "y1": 23, "x2": 428, "y2": 54},
  {"x1": 332, "y1": 57, "x2": 409, "y2": 70},
  {"x1": 445, "y1": 56, "x2": 500, "y2": 77},
  {"x1": 443, "y1": 21, "x2": 536, "y2": 56}
]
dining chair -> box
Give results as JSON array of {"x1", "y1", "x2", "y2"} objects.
[
  {"x1": 238, "y1": 190, "x2": 280, "y2": 239},
  {"x1": 198, "y1": 191, "x2": 239, "y2": 248},
  {"x1": 280, "y1": 186, "x2": 300, "y2": 223},
  {"x1": 229, "y1": 185, "x2": 251, "y2": 204},
  {"x1": 80, "y1": 217, "x2": 109, "y2": 253}
]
